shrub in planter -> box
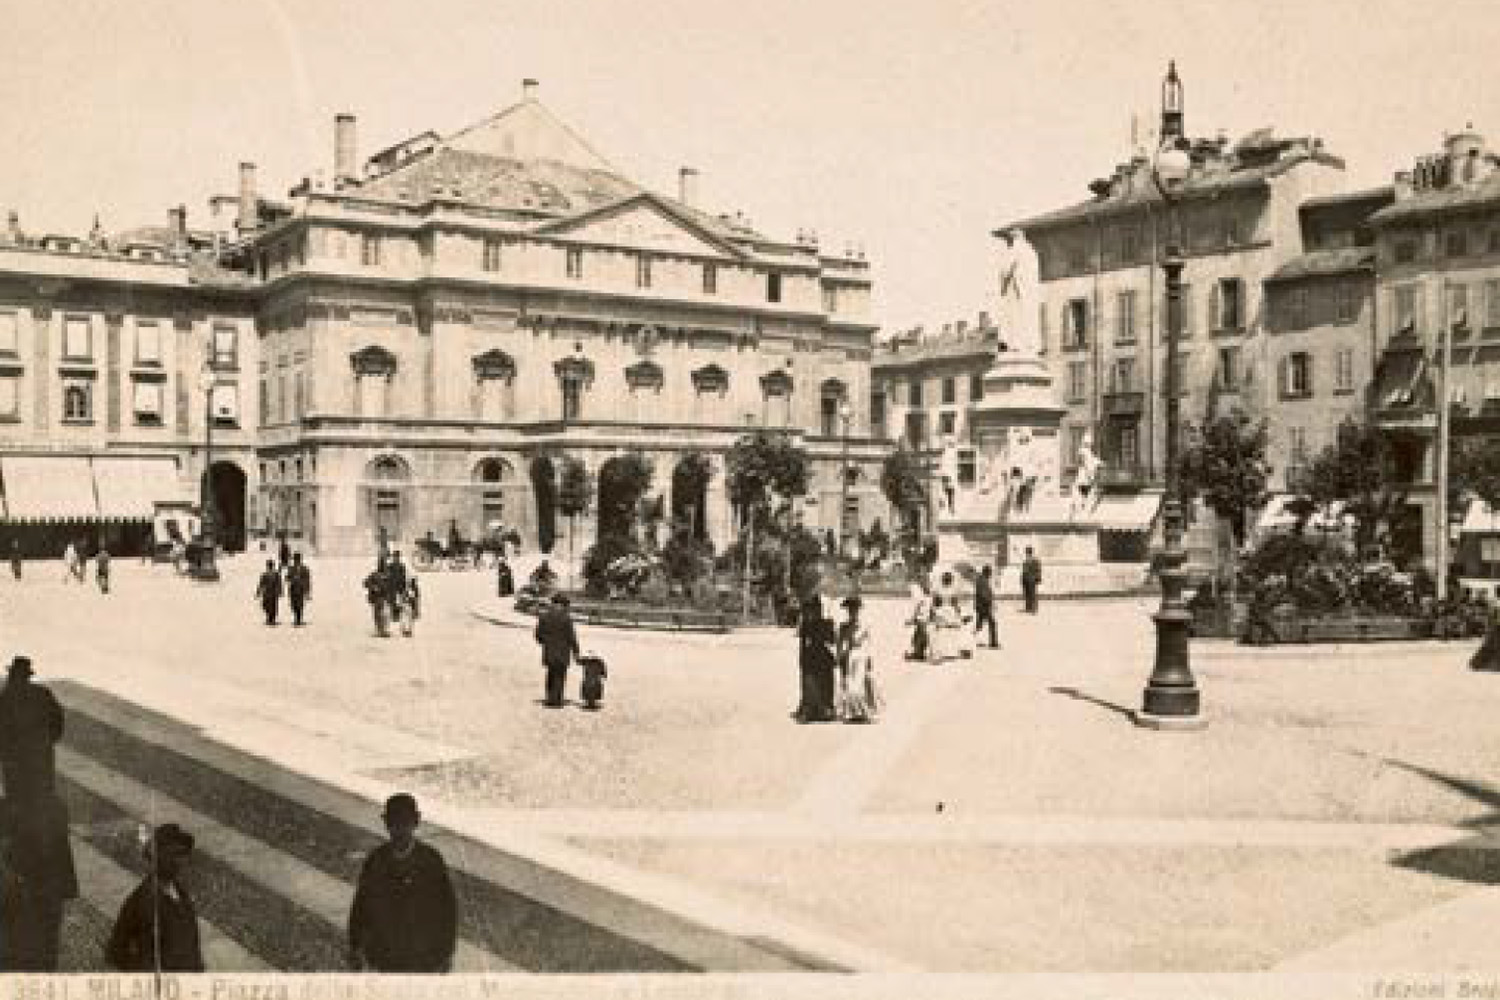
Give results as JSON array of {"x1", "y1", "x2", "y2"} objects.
[{"x1": 583, "y1": 534, "x2": 644, "y2": 598}]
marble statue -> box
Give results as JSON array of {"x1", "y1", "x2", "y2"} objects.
[
  {"x1": 994, "y1": 228, "x2": 1042, "y2": 358},
  {"x1": 937, "y1": 438, "x2": 960, "y2": 517},
  {"x1": 1072, "y1": 431, "x2": 1104, "y2": 518}
]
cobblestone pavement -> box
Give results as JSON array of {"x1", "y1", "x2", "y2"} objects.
[{"x1": 7, "y1": 550, "x2": 1500, "y2": 973}]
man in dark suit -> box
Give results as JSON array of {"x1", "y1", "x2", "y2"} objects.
[
  {"x1": 973, "y1": 564, "x2": 999, "y2": 648},
  {"x1": 534, "y1": 593, "x2": 580, "y2": 708},
  {"x1": 255, "y1": 559, "x2": 283, "y2": 625},
  {"x1": 0, "y1": 656, "x2": 63, "y2": 802},
  {"x1": 287, "y1": 553, "x2": 312, "y2": 627},
  {"x1": 1021, "y1": 547, "x2": 1043, "y2": 614}
]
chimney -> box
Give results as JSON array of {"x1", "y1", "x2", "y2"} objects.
[
  {"x1": 168, "y1": 205, "x2": 187, "y2": 246},
  {"x1": 1394, "y1": 170, "x2": 1414, "y2": 201},
  {"x1": 522, "y1": 78, "x2": 538, "y2": 102},
  {"x1": 978, "y1": 310, "x2": 991, "y2": 329},
  {"x1": 678, "y1": 167, "x2": 699, "y2": 208},
  {"x1": 237, "y1": 162, "x2": 257, "y2": 233},
  {"x1": 334, "y1": 114, "x2": 358, "y2": 185}
]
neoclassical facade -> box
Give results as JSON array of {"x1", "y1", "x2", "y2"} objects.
[{"x1": 238, "y1": 83, "x2": 882, "y2": 555}]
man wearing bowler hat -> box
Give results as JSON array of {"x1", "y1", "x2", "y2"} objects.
[
  {"x1": 348, "y1": 793, "x2": 457, "y2": 973},
  {"x1": 106, "y1": 823, "x2": 204, "y2": 972},
  {"x1": 0, "y1": 656, "x2": 64, "y2": 803}
]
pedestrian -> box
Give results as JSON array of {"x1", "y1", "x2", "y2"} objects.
[
  {"x1": 534, "y1": 593, "x2": 580, "y2": 708},
  {"x1": 278, "y1": 533, "x2": 292, "y2": 572},
  {"x1": 106, "y1": 823, "x2": 204, "y2": 972},
  {"x1": 1021, "y1": 546, "x2": 1042, "y2": 614},
  {"x1": 837, "y1": 596, "x2": 882, "y2": 724},
  {"x1": 0, "y1": 656, "x2": 63, "y2": 802},
  {"x1": 973, "y1": 564, "x2": 999, "y2": 649},
  {"x1": 10, "y1": 539, "x2": 21, "y2": 581},
  {"x1": 398, "y1": 576, "x2": 421, "y2": 638},
  {"x1": 348, "y1": 793, "x2": 456, "y2": 973},
  {"x1": 794, "y1": 592, "x2": 838, "y2": 722},
  {"x1": 286, "y1": 552, "x2": 312, "y2": 626},
  {"x1": 579, "y1": 653, "x2": 607, "y2": 710},
  {"x1": 61, "y1": 541, "x2": 79, "y2": 584},
  {"x1": 377, "y1": 526, "x2": 391, "y2": 564},
  {"x1": 364, "y1": 560, "x2": 391, "y2": 638},
  {"x1": 386, "y1": 551, "x2": 409, "y2": 624},
  {"x1": 905, "y1": 582, "x2": 931, "y2": 661},
  {"x1": 95, "y1": 544, "x2": 111, "y2": 595},
  {"x1": 255, "y1": 559, "x2": 283, "y2": 625},
  {"x1": 0, "y1": 793, "x2": 78, "y2": 971},
  {"x1": 496, "y1": 555, "x2": 515, "y2": 598}
]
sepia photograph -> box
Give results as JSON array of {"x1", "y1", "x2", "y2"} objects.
[{"x1": 2, "y1": 1, "x2": 1500, "y2": 996}]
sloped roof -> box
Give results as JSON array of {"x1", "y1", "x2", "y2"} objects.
[
  {"x1": 358, "y1": 146, "x2": 638, "y2": 217},
  {"x1": 1371, "y1": 175, "x2": 1500, "y2": 225},
  {"x1": 874, "y1": 328, "x2": 999, "y2": 369},
  {"x1": 1266, "y1": 247, "x2": 1375, "y2": 283}
]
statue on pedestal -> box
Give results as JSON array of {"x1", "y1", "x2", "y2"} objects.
[
  {"x1": 1072, "y1": 431, "x2": 1104, "y2": 518},
  {"x1": 936, "y1": 438, "x2": 960, "y2": 518},
  {"x1": 995, "y1": 229, "x2": 1042, "y2": 358}
]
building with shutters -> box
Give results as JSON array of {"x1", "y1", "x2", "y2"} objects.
[{"x1": 0, "y1": 81, "x2": 884, "y2": 558}]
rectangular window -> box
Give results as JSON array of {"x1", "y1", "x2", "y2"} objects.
[
  {"x1": 909, "y1": 379, "x2": 924, "y2": 406},
  {"x1": 1216, "y1": 279, "x2": 1244, "y2": 331},
  {"x1": 636, "y1": 256, "x2": 652, "y2": 289},
  {"x1": 1287, "y1": 287, "x2": 1310, "y2": 329},
  {"x1": 212, "y1": 325, "x2": 238, "y2": 369},
  {"x1": 1117, "y1": 423, "x2": 1139, "y2": 470},
  {"x1": 704, "y1": 264, "x2": 718, "y2": 295},
  {"x1": 938, "y1": 412, "x2": 956, "y2": 436},
  {"x1": 1394, "y1": 239, "x2": 1417, "y2": 265},
  {"x1": 1178, "y1": 284, "x2": 1194, "y2": 337},
  {"x1": 1038, "y1": 304, "x2": 1049, "y2": 354},
  {"x1": 131, "y1": 380, "x2": 163, "y2": 425},
  {"x1": 1066, "y1": 360, "x2": 1087, "y2": 402},
  {"x1": 566, "y1": 247, "x2": 584, "y2": 279},
  {"x1": 212, "y1": 383, "x2": 240, "y2": 425},
  {"x1": 1488, "y1": 279, "x2": 1500, "y2": 328},
  {"x1": 134, "y1": 321, "x2": 161, "y2": 365},
  {"x1": 969, "y1": 373, "x2": 984, "y2": 401},
  {"x1": 62, "y1": 379, "x2": 92, "y2": 422},
  {"x1": 482, "y1": 238, "x2": 503, "y2": 272},
  {"x1": 1336, "y1": 283, "x2": 1360, "y2": 324},
  {"x1": 1446, "y1": 231, "x2": 1469, "y2": 258},
  {"x1": 1119, "y1": 227, "x2": 1140, "y2": 264},
  {"x1": 941, "y1": 377, "x2": 956, "y2": 405},
  {"x1": 64, "y1": 317, "x2": 91, "y2": 360},
  {"x1": 870, "y1": 391, "x2": 886, "y2": 435},
  {"x1": 1067, "y1": 426, "x2": 1086, "y2": 466},
  {"x1": 0, "y1": 375, "x2": 18, "y2": 419},
  {"x1": 904, "y1": 411, "x2": 927, "y2": 449},
  {"x1": 1217, "y1": 346, "x2": 1241, "y2": 392},
  {"x1": 562, "y1": 379, "x2": 581, "y2": 422},
  {"x1": 957, "y1": 449, "x2": 977, "y2": 486},
  {"x1": 1111, "y1": 357, "x2": 1135, "y2": 394},
  {"x1": 1335, "y1": 348, "x2": 1355, "y2": 393},
  {"x1": 767, "y1": 272, "x2": 782, "y2": 303},
  {"x1": 1064, "y1": 298, "x2": 1089, "y2": 349},
  {"x1": 361, "y1": 234, "x2": 381, "y2": 266},
  {"x1": 1289, "y1": 427, "x2": 1308, "y2": 463},
  {"x1": 0, "y1": 312, "x2": 16, "y2": 354},
  {"x1": 1282, "y1": 351, "x2": 1313, "y2": 398},
  {"x1": 1394, "y1": 285, "x2": 1419, "y2": 335},
  {"x1": 1450, "y1": 283, "x2": 1470, "y2": 330},
  {"x1": 1115, "y1": 290, "x2": 1137, "y2": 344},
  {"x1": 821, "y1": 285, "x2": 835, "y2": 312},
  {"x1": 259, "y1": 378, "x2": 270, "y2": 426},
  {"x1": 820, "y1": 396, "x2": 840, "y2": 437},
  {"x1": 295, "y1": 372, "x2": 306, "y2": 419}
]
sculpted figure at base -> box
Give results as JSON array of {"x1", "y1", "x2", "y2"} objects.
[
  {"x1": 1072, "y1": 431, "x2": 1104, "y2": 518},
  {"x1": 936, "y1": 438, "x2": 960, "y2": 518}
]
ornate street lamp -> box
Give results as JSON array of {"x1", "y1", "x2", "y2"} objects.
[
  {"x1": 1136, "y1": 138, "x2": 1203, "y2": 729},
  {"x1": 193, "y1": 366, "x2": 221, "y2": 581},
  {"x1": 838, "y1": 399, "x2": 853, "y2": 559}
]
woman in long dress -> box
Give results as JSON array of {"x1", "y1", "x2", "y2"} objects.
[
  {"x1": 905, "y1": 583, "x2": 931, "y2": 661},
  {"x1": 794, "y1": 595, "x2": 838, "y2": 722},
  {"x1": 930, "y1": 594, "x2": 962, "y2": 663},
  {"x1": 838, "y1": 596, "x2": 882, "y2": 723}
]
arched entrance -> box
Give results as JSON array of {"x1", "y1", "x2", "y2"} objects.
[
  {"x1": 365, "y1": 455, "x2": 412, "y2": 548},
  {"x1": 203, "y1": 461, "x2": 248, "y2": 552},
  {"x1": 529, "y1": 455, "x2": 557, "y2": 554},
  {"x1": 671, "y1": 452, "x2": 712, "y2": 541},
  {"x1": 473, "y1": 457, "x2": 513, "y2": 538}
]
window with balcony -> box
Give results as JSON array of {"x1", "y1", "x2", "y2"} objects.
[
  {"x1": 1115, "y1": 290, "x2": 1137, "y2": 344},
  {"x1": 904, "y1": 411, "x2": 927, "y2": 449},
  {"x1": 1067, "y1": 426, "x2": 1086, "y2": 467},
  {"x1": 212, "y1": 383, "x2": 241, "y2": 427},
  {"x1": 1280, "y1": 351, "x2": 1313, "y2": 399}
]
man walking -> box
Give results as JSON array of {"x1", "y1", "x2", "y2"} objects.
[
  {"x1": 0, "y1": 792, "x2": 78, "y2": 971},
  {"x1": 535, "y1": 593, "x2": 580, "y2": 708},
  {"x1": 106, "y1": 824, "x2": 204, "y2": 972},
  {"x1": 973, "y1": 564, "x2": 999, "y2": 649},
  {"x1": 1021, "y1": 546, "x2": 1042, "y2": 614},
  {"x1": 287, "y1": 552, "x2": 312, "y2": 627},
  {"x1": 10, "y1": 539, "x2": 21, "y2": 581},
  {"x1": 0, "y1": 656, "x2": 63, "y2": 802},
  {"x1": 347, "y1": 793, "x2": 456, "y2": 973},
  {"x1": 365, "y1": 559, "x2": 391, "y2": 637},
  {"x1": 255, "y1": 559, "x2": 283, "y2": 626},
  {"x1": 95, "y1": 544, "x2": 111, "y2": 595}
]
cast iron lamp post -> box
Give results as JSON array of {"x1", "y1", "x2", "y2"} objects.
[
  {"x1": 194, "y1": 366, "x2": 221, "y2": 581},
  {"x1": 1135, "y1": 140, "x2": 1203, "y2": 729},
  {"x1": 838, "y1": 399, "x2": 853, "y2": 559}
]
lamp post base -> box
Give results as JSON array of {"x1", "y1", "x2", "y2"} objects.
[{"x1": 1133, "y1": 708, "x2": 1207, "y2": 731}]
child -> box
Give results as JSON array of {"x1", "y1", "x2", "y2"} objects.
[{"x1": 578, "y1": 653, "x2": 608, "y2": 710}]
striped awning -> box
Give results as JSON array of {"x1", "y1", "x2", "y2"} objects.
[
  {"x1": 1092, "y1": 492, "x2": 1162, "y2": 532},
  {"x1": 93, "y1": 457, "x2": 187, "y2": 520},
  {"x1": 0, "y1": 456, "x2": 99, "y2": 522}
]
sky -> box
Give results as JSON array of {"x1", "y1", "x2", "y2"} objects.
[{"x1": 3, "y1": 0, "x2": 1500, "y2": 333}]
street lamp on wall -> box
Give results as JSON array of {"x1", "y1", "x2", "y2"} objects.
[{"x1": 1136, "y1": 138, "x2": 1202, "y2": 729}]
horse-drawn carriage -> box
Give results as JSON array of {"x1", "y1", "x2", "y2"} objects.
[{"x1": 412, "y1": 523, "x2": 521, "y2": 570}]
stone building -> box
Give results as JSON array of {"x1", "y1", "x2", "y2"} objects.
[
  {"x1": 0, "y1": 212, "x2": 259, "y2": 555},
  {"x1": 0, "y1": 82, "x2": 883, "y2": 558},
  {"x1": 1003, "y1": 64, "x2": 1348, "y2": 500}
]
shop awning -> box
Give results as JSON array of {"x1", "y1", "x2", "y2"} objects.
[
  {"x1": 1093, "y1": 492, "x2": 1162, "y2": 532},
  {"x1": 92, "y1": 456, "x2": 187, "y2": 521},
  {"x1": 1462, "y1": 500, "x2": 1500, "y2": 533},
  {"x1": 0, "y1": 456, "x2": 99, "y2": 522}
]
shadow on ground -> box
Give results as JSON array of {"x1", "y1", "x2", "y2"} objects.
[{"x1": 1383, "y1": 757, "x2": 1500, "y2": 886}]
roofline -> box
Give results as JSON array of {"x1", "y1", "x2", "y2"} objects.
[
  {"x1": 1370, "y1": 191, "x2": 1500, "y2": 227},
  {"x1": 441, "y1": 98, "x2": 623, "y2": 177}
]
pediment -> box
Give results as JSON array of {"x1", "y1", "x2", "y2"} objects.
[{"x1": 541, "y1": 195, "x2": 743, "y2": 259}]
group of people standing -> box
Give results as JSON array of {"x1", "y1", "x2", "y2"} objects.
[
  {"x1": 906, "y1": 549, "x2": 1043, "y2": 663},
  {"x1": 0, "y1": 653, "x2": 459, "y2": 973},
  {"x1": 795, "y1": 591, "x2": 882, "y2": 724},
  {"x1": 60, "y1": 540, "x2": 110, "y2": 593},
  {"x1": 364, "y1": 551, "x2": 421, "y2": 638},
  {"x1": 254, "y1": 542, "x2": 313, "y2": 626}
]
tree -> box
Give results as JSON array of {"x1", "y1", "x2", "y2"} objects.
[
  {"x1": 529, "y1": 456, "x2": 558, "y2": 554},
  {"x1": 726, "y1": 432, "x2": 810, "y2": 535},
  {"x1": 880, "y1": 446, "x2": 927, "y2": 539},
  {"x1": 1300, "y1": 419, "x2": 1406, "y2": 556},
  {"x1": 1452, "y1": 436, "x2": 1500, "y2": 510},
  {"x1": 670, "y1": 451, "x2": 715, "y2": 540},
  {"x1": 556, "y1": 457, "x2": 591, "y2": 585},
  {"x1": 596, "y1": 453, "x2": 654, "y2": 541},
  {"x1": 1179, "y1": 411, "x2": 1272, "y2": 593}
]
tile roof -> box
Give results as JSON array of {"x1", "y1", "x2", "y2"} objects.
[
  {"x1": 874, "y1": 328, "x2": 998, "y2": 369},
  {"x1": 357, "y1": 146, "x2": 639, "y2": 217},
  {"x1": 1265, "y1": 247, "x2": 1375, "y2": 283},
  {"x1": 1370, "y1": 176, "x2": 1500, "y2": 225}
]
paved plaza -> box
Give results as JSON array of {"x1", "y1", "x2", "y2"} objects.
[{"x1": 5, "y1": 550, "x2": 1500, "y2": 975}]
